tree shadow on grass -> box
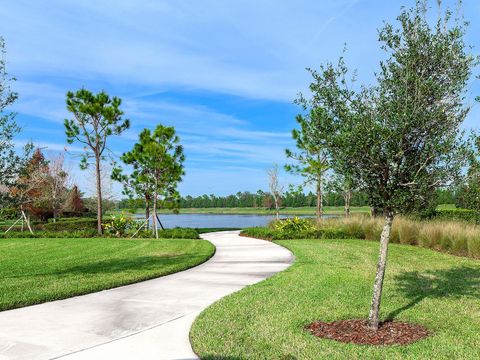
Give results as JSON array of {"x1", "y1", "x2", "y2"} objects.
[
  {"x1": 7, "y1": 254, "x2": 206, "y2": 278},
  {"x1": 387, "y1": 266, "x2": 480, "y2": 321}
]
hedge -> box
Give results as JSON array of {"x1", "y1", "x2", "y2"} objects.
[
  {"x1": 43, "y1": 218, "x2": 98, "y2": 231},
  {"x1": 433, "y1": 209, "x2": 480, "y2": 223}
]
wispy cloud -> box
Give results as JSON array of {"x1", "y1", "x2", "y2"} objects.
[{"x1": 4, "y1": 0, "x2": 480, "y2": 196}]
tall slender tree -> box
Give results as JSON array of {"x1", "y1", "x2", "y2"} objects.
[
  {"x1": 286, "y1": 107, "x2": 331, "y2": 220},
  {"x1": 64, "y1": 89, "x2": 130, "y2": 234},
  {"x1": 303, "y1": 1, "x2": 475, "y2": 330}
]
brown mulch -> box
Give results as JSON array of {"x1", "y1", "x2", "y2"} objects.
[{"x1": 305, "y1": 319, "x2": 429, "y2": 345}]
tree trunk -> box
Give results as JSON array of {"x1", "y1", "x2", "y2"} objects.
[
  {"x1": 368, "y1": 213, "x2": 394, "y2": 330},
  {"x1": 95, "y1": 156, "x2": 103, "y2": 235},
  {"x1": 153, "y1": 177, "x2": 158, "y2": 239},
  {"x1": 274, "y1": 194, "x2": 279, "y2": 220},
  {"x1": 344, "y1": 190, "x2": 351, "y2": 218},
  {"x1": 316, "y1": 174, "x2": 323, "y2": 221},
  {"x1": 145, "y1": 194, "x2": 150, "y2": 231}
]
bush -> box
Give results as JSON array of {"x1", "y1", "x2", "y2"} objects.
[
  {"x1": 271, "y1": 217, "x2": 316, "y2": 232},
  {"x1": 433, "y1": 209, "x2": 480, "y2": 223},
  {"x1": 43, "y1": 218, "x2": 98, "y2": 231},
  {"x1": 0, "y1": 208, "x2": 17, "y2": 221},
  {"x1": 103, "y1": 215, "x2": 135, "y2": 237}
]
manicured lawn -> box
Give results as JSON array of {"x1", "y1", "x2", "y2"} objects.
[
  {"x1": 0, "y1": 237, "x2": 214, "y2": 311},
  {"x1": 191, "y1": 238, "x2": 480, "y2": 359}
]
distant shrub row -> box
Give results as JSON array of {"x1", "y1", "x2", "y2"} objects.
[
  {"x1": 432, "y1": 209, "x2": 480, "y2": 223},
  {"x1": 0, "y1": 216, "x2": 201, "y2": 239},
  {"x1": 241, "y1": 216, "x2": 480, "y2": 259}
]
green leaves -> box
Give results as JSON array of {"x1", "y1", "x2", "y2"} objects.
[
  {"x1": 303, "y1": 1, "x2": 476, "y2": 217},
  {"x1": 114, "y1": 124, "x2": 185, "y2": 211},
  {"x1": 64, "y1": 88, "x2": 130, "y2": 160}
]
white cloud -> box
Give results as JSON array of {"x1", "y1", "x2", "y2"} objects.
[{"x1": 1, "y1": 0, "x2": 367, "y2": 101}]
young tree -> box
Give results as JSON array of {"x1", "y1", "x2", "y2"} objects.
[
  {"x1": 267, "y1": 164, "x2": 284, "y2": 219},
  {"x1": 9, "y1": 149, "x2": 49, "y2": 228},
  {"x1": 44, "y1": 153, "x2": 69, "y2": 222},
  {"x1": 306, "y1": 1, "x2": 475, "y2": 330},
  {"x1": 112, "y1": 150, "x2": 155, "y2": 230},
  {"x1": 64, "y1": 185, "x2": 87, "y2": 214},
  {"x1": 117, "y1": 125, "x2": 184, "y2": 238},
  {"x1": 286, "y1": 107, "x2": 331, "y2": 220},
  {"x1": 64, "y1": 89, "x2": 130, "y2": 234},
  {"x1": 326, "y1": 172, "x2": 356, "y2": 217}
]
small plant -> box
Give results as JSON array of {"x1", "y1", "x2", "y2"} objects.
[{"x1": 103, "y1": 215, "x2": 135, "y2": 237}]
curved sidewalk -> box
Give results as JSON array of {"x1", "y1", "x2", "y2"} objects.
[{"x1": 0, "y1": 231, "x2": 293, "y2": 360}]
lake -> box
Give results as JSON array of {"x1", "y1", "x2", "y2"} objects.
[{"x1": 134, "y1": 213, "x2": 335, "y2": 229}]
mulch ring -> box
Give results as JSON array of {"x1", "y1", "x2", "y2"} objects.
[{"x1": 305, "y1": 319, "x2": 429, "y2": 345}]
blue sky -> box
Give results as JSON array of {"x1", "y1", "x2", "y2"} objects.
[{"x1": 1, "y1": 0, "x2": 479, "y2": 196}]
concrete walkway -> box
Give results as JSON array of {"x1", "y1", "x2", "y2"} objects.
[{"x1": 0, "y1": 231, "x2": 293, "y2": 360}]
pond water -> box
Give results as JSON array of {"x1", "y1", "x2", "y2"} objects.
[{"x1": 133, "y1": 213, "x2": 335, "y2": 229}]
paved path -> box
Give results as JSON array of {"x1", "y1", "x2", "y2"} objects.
[{"x1": 0, "y1": 231, "x2": 293, "y2": 360}]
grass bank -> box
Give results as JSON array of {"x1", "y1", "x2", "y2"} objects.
[
  {"x1": 242, "y1": 216, "x2": 480, "y2": 259},
  {"x1": 0, "y1": 237, "x2": 214, "y2": 311},
  {"x1": 190, "y1": 238, "x2": 480, "y2": 359}
]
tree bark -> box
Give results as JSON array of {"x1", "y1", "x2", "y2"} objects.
[
  {"x1": 344, "y1": 190, "x2": 351, "y2": 218},
  {"x1": 316, "y1": 174, "x2": 323, "y2": 221},
  {"x1": 153, "y1": 176, "x2": 158, "y2": 239},
  {"x1": 145, "y1": 194, "x2": 150, "y2": 230},
  {"x1": 95, "y1": 156, "x2": 103, "y2": 235},
  {"x1": 368, "y1": 213, "x2": 394, "y2": 330},
  {"x1": 273, "y1": 193, "x2": 280, "y2": 220}
]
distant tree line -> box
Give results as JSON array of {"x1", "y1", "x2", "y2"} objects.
[{"x1": 116, "y1": 188, "x2": 459, "y2": 210}]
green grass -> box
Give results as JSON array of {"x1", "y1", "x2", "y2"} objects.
[
  {"x1": 196, "y1": 227, "x2": 241, "y2": 234},
  {"x1": 0, "y1": 237, "x2": 215, "y2": 311},
  {"x1": 191, "y1": 238, "x2": 480, "y2": 359},
  {"x1": 436, "y1": 204, "x2": 457, "y2": 210}
]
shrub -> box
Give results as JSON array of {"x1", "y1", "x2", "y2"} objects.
[
  {"x1": 43, "y1": 218, "x2": 98, "y2": 231},
  {"x1": 0, "y1": 208, "x2": 17, "y2": 221},
  {"x1": 103, "y1": 215, "x2": 135, "y2": 237},
  {"x1": 433, "y1": 209, "x2": 480, "y2": 223},
  {"x1": 271, "y1": 217, "x2": 316, "y2": 232}
]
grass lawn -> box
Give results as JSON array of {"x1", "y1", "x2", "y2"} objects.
[
  {"x1": 191, "y1": 238, "x2": 480, "y2": 359},
  {"x1": 0, "y1": 237, "x2": 214, "y2": 311}
]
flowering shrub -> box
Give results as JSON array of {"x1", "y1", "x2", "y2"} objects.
[
  {"x1": 272, "y1": 216, "x2": 316, "y2": 232},
  {"x1": 103, "y1": 215, "x2": 135, "y2": 237}
]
